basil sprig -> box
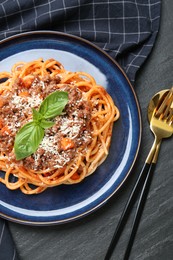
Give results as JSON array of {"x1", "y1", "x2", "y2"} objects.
[{"x1": 14, "y1": 91, "x2": 68, "y2": 160}]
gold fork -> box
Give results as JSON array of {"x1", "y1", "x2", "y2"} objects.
[
  {"x1": 105, "y1": 88, "x2": 173, "y2": 260},
  {"x1": 146, "y1": 87, "x2": 173, "y2": 164}
]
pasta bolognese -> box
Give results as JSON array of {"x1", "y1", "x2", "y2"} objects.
[{"x1": 0, "y1": 58, "x2": 119, "y2": 194}]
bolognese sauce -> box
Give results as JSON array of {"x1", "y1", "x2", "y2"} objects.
[{"x1": 0, "y1": 76, "x2": 92, "y2": 171}]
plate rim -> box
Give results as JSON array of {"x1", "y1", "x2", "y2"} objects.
[{"x1": 0, "y1": 30, "x2": 142, "y2": 226}]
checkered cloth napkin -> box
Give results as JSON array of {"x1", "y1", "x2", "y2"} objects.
[{"x1": 0, "y1": 0, "x2": 161, "y2": 259}]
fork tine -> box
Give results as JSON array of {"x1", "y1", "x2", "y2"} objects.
[
  {"x1": 162, "y1": 95, "x2": 173, "y2": 120},
  {"x1": 155, "y1": 87, "x2": 173, "y2": 118},
  {"x1": 166, "y1": 108, "x2": 173, "y2": 124}
]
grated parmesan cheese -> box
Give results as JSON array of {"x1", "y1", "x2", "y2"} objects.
[
  {"x1": 11, "y1": 93, "x2": 42, "y2": 109},
  {"x1": 37, "y1": 135, "x2": 70, "y2": 169},
  {"x1": 39, "y1": 135, "x2": 58, "y2": 155},
  {"x1": 59, "y1": 118, "x2": 81, "y2": 138}
]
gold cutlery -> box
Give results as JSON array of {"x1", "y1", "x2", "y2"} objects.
[{"x1": 105, "y1": 88, "x2": 173, "y2": 260}]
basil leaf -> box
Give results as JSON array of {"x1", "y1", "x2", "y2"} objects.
[
  {"x1": 39, "y1": 91, "x2": 68, "y2": 119},
  {"x1": 32, "y1": 108, "x2": 43, "y2": 122},
  {"x1": 14, "y1": 90, "x2": 69, "y2": 160},
  {"x1": 14, "y1": 122, "x2": 44, "y2": 160},
  {"x1": 39, "y1": 119, "x2": 55, "y2": 129}
]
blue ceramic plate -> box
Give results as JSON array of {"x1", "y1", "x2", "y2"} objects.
[{"x1": 0, "y1": 31, "x2": 141, "y2": 225}]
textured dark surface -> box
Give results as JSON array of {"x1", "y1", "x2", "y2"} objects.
[{"x1": 8, "y1": 1, "x2": 173, "y2": 259}]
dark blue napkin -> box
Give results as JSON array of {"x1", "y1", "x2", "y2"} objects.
[{"x1": 0, "y1": 1, "x2": 161, "y2": 259}]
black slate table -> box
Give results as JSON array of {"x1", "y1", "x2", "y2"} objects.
[{"x1": 7, "y1": 1, "x2": 173, "y2": 259}]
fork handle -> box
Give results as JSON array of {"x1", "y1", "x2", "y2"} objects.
[
  {"x1": 123, "y1": 162, "x2": 155, "y2": 260},
  {"x1": 104, "y1": 162, "x2": 153, "y2": 260}
]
